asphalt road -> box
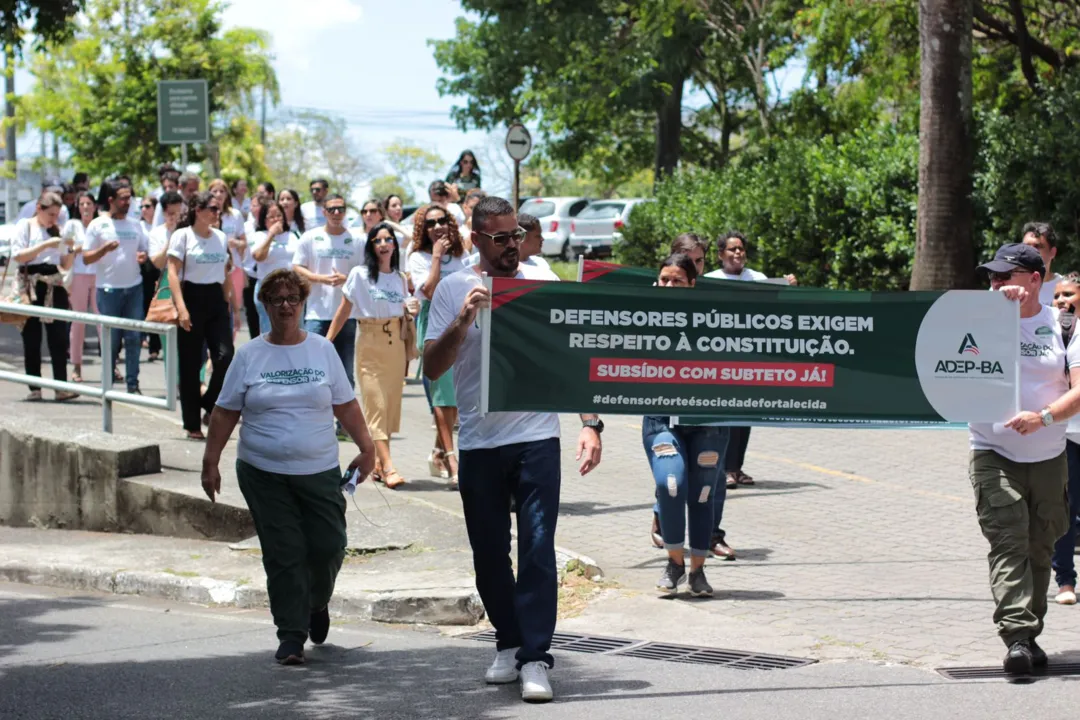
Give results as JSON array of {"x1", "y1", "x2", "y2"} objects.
[{"x1": 0, "y1": 583, "x2": 1076, "y2": 720}]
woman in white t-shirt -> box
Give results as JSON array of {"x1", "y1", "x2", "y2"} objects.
[
  {"x1": 64, "y1": 191, "x2": 100, "y2": 383},
  {"x1": 203, "y1": 267, "x2": 376, "y2": 666},
  {"x1": 703, "y1": 231, "x2": 797, "y2": 490},
  {"x1": 327, "y1": 223, "x2": 420, "y2": 489},
  {"x1": 167, "y1": 191, "x2": 235, "y2": 439},
  {"x1": 11, "y1": 192, "x2": 77, "y2": 401},
  {"x1": 408, "y1": 205, "x2": 467, "y2": 486},
  {"x1": 209, "y1": 179, "x2": 248, "y2": 339},
  {"x1": 250, "y1": 200, "x2": 301, "y2": 334}
]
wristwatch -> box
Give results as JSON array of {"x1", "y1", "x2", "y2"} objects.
[
  {"x1": 1040, "y1": 407, "x2": 1054, "y2": 426},
  {"x1": 582, "y1": 418, "x2": 604, "y2": 434}
]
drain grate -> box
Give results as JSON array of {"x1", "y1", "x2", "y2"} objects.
[
  {"x1": 467, "y1": 630, "x2": 814, "y2": 669},
  {"x1": 614, "y1": 641, "x2": 815, "y2": 670},
  {"x1": 938, "y1": 663, "x2": 1080, "y2": 681}
]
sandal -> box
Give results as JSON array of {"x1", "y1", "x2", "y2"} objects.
[
  {"x1": 186, "y1": 430, "x2": 206, "y2": 441},
  {"x1": 25, "y1": 390, "x2": 42, "y2": 402},
  {"x1": 113, "y1": 369, "x2": 123, "y2": 384},
  {"x1": 726, "y1": 472, "x2": 738, "y2": 489},
  {"x1": 71, "y1": 371, "x2": 83, "y2": 383},
  {"x1": 427, "y1": 449, "x2": 449, "y2": 479},
  {"x1": 54, "y1": 391, "x2": 79, "y2": 402},
  {"x1": 445, "y1": 451, "x2": 459, "y2": 491},
  {"x1": 735, "y1": 471, "x2": 755, "y2": 486},
  {"x1": 383, "y1": 470, "x2": 406, "y2": 489}
]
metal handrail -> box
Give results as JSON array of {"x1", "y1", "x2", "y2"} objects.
[{"x1": 0, "y1": 301, "x2": 178, "y2": 432}]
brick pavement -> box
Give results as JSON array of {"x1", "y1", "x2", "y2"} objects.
[{"x1": 3, "y1": 320, "x2": 1080, "y2": 670}]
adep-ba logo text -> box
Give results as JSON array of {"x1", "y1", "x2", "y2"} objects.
[{"x1": 935, "y1": 334, "x2": 1004, "y2": 376}]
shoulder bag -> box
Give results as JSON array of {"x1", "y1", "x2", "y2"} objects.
[
  {"x1": 399, "y1": 271, "x2": 420, "y2": 362},
  {"x1": 145, "y1": 229, "x2": 184, "y2": 324}
]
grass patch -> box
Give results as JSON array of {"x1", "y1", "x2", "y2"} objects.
[
  {"x1": 162, "y1": 568, "x2": 200, "y2": 578},
  {"x1": 557, "y1": 559, "x2": 617, "y2": 620},
  {"x1": 549, "y1": 261, "x2": 579, "y2": 281}
]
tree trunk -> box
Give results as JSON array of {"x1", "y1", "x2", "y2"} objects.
[
  {"x1": 911, "y1": 0, "x2": 975, "y2": 290},
  {"x1": 654, "y1": 73, "x2": 685, "y2": 182}
]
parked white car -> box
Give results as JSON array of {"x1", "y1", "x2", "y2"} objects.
[
  {"x1": 517, "y1": 197, "x2": 591, "y2": 261},
  {"x1": 569, "y1": 199, "x2": 652, "y2": 259},
  {"x1": 0, "y1": 223, "x2": 15, "y2": 266}
]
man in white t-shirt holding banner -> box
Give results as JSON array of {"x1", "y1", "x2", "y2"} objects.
[
  {"x1": 970, "y1": 242, "x2": 1080, "y2": 676},
  {"x1": 424, "y1": 197, "x2": 603, "y2": 704},
  {"x1": 292, "y1": 194, "x2": 359, "y2": 388}
]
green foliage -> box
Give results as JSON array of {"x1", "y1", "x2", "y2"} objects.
[
  {"x1": 617, "y1": 126, "x2": 918, "y2": 290},
  {"x1": 264, "y1": 110, "x2": 369, "y2": 198},
  {"x1": 369, "y1": 175, "x2": 413, "y2": 205},
  {"x1": 21, "y1": 0, "x2": 277, "y2": 184},
  {"x1": 0, "y1": 0, "x2": 83, "y2": 48}
]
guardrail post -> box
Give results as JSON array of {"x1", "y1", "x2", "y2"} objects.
[{"x1": 100, "y1": 329, "x2": 113, "y2": 433}]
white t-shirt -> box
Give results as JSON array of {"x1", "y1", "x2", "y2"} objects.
[
  {"x1": 18, "y1": 200, "x2": 69, "y2": 226},
  {"x1": 83, "y1": 215, "x2": 150, "y2": 290},
  {"x1": 703, "y1": 267, "x2": 769, "y2": 282},
  {"x1": 408, "y1": 251, "x2": 467, "y2": 300},
  {"x1": 221, "y1": 208, "x2": 247, "y2": 269},
  {"x1": 12, "y1": 218, "x2": 64, "y2": 267},
  {"x1": 342, "y1": 266, "x2": 409, "y2": 319},
  {"x1": 425, "y1": 265, "x2": 562, "y2": 451},
  {"x1": 291, "y1": 227, "x2": 361, "y2": 320},
  {"x1": 61, "y1": 219, "x2": 92, "y2": 275},
  {"x1": 253, "y1": 231, "x2": 301, "y2": 280},
  {"x1": 235, "y1": 197, "x2": 251, "y2": 217},
  {"x1": 216, "y1": 333, "x2": 355, "y2": 475},
  {"x1": 522, "y1": 254, "x2": 559, "y2": 279},
  {"x1": 301, "y1": 201, "x2": 326, "y2": 229},
  {"x1": 970, "y1": 304, "x2": 1080, "y2": 463},
  {"x1": 1041, "y1": 273, "x2": 1062, "y2": 307},
  {"x1": 148, "y1": 224, "x2": 174, "y2": 258},
  {"x1": 167, "y1": 227, "x2": 229, "y2": 285}
]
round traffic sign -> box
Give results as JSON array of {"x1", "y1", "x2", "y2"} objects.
[{"x1": 505, "y1": 123, "x2": 532, "y2": 162}]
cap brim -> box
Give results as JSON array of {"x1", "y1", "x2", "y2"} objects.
[{"x1": 977, "y1": 259, "x2": 1023, "y2": 275}]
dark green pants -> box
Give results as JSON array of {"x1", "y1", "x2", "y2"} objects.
[
  {"x1": 237, "y1": 459, "x2": 347, "y2": 644},
  {"x1": 969, "y1": 449, "x2": 1069, "y2": 646}
]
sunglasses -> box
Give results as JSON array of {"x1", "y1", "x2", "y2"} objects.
[
  {"x1": 373, "y1": 237, "x2": 395, "y2": 245},
  {"x1": 269, "y1": 294, "x2": 302, "y2": 307},
  {"x1": 325, "y1": 206, "x2": 346, "y2": 215},
  {"x1": 202, "y1": 206, "x2": 221, "y2": 214},
  {"x1": 424, "y1": 216, "x2": 450, "y2": 229},
  {"x1": 141, "y1": 204, "x2": 153, "y2": 209},
  {"x1": 310, "y1": 187, "x2": 326, "y2": 194},
  {"x1": 989, "y1": 269, "x2": 1033, "y2": 283},
  {"x1": 474, "y1": 227, "x2": 526, "y2": 247},
  {"x1": 361, "y1": 208, "x2": 380, "y2": 215}
]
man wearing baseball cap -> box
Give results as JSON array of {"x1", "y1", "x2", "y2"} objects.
[{"x1": 971, "y1": 242, "x2": 1080, "y2": 675}]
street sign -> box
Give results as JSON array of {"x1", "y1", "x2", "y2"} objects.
[
  {"x1": 505, "y1": 123, "x2": 532, "y2": 162},
  {"x1": 157, "y1": 80, "x2": 209, "y2": 145}
]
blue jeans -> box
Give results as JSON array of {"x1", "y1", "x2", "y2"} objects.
[
  {"x1": 97, "y1": 284, "x2": 144, "y2": 391},
  {"x1": 1052, "y1": 440, "x2": 1080, "y2": 588},
  {"x1": 459, "y1": 437, "x2": 561, "y2": 668},
  {"x1": 643, "y1": 417, "x2": 727, "y2": 556},
  {"x1": 304, "y1": 318, "x2": 355, "y2": 387}
]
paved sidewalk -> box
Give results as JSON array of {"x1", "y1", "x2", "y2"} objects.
[{"x1": 3, "y1": 320, "x2": 1080, "y2": 670}]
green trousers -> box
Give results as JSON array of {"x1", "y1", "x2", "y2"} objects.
[
  {"x1": 969, "y1": 449, "x2": 1069, "y2": 646},
  {"x1": 236, "y1": 459, "x2": 347, "y2": 644}
]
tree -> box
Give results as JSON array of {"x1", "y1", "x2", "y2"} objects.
[
  {"x1": 380, "y1": 139, "x2": 444, "y2": 197},
  {"x1": 369, "y1": 175, "x2": 412, "y2": 204},
  {"x1": 21, "y1": 0, "x2": 278, "y2": 183},
  {"x1": 264, "y1": 110, "x2": 369, "y2": 199},
  {"x1": 911, "y1": 0, "x2": 976, "y2": 290},
  {"x1": 0, "y1": 0, "x2": 83, "y2": 47}
]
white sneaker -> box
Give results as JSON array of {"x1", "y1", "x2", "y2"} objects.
[
  {"x1": 484, "y1": 647, "x2": 520, "y2": 684},
  {"x1": 1056, "y1": 588, "x2": 1077, "y2": 605},
  {"x1": 519, "y1": 661, "x2": 553, "y2": 703}
]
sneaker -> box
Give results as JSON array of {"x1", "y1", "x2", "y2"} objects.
[
  {"x1": 485, "y1": 647, "x2": 520, "y2": 684},
  {"x1": 1055, "y1": 586, "x2": 1077, "y2": 605},
  {"x1": 25, "y1": 390, "x2": 42, "y2": 402},
  {"x1": 688, "y1": 567, "x2": 713, "y2": 597},
  {"x1": 1030, "y1": 638, "x2": 1048, "y2": 668},
  {"x1": 309, "y1": 606, "x2": 330, "y2": 645},
  {"x1": 275, "y1": 639, "x2": 305, "y2": 665},
  {"x1": 519, "y1": 661, "x2": 553, "y2": 703},
  {"x1": 656, "y1": 559, "x2": 686, "y2": 595},
  {"x1": 127, "y1": 385, "x2": 142, "y2": 396},
  {"x1": 711, "y1": 533, "x2": 736, "y2": 561},
  {"x1": 1003, "y1": 640, "x2": 1033, "y2": 676}
]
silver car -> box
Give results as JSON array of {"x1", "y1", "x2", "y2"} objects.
[
  {"x1": 517, "y1": 197, "x2": 591, "y2": 261},
  {"x1": 0, "y1": 223, "x2": 14, "y2": 266},
  {"x1": 569, "y1": 199, "x2": 651, "y2": 259}
]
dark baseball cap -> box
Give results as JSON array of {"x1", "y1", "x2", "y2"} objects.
[{"x1": 977, "y1": 243, "x2": 1046, "y2": 278}]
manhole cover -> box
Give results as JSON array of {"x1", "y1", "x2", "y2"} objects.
[
  {"x1": 467, "y1": 630, "x2": 815, "y2": 669},
  {"x1": 938, "y1": 663, "x2": 1080, "y2": 681}
]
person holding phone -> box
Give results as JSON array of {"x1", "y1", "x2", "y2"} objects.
[
  {"x1": 202, "y1": 267, "x2": 376, "y2": 666},
  {"x1": 11, "y1": 192, "x2": 77, "y2": 401}
]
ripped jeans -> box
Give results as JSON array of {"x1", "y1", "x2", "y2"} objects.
[{"x1": 643, "y1": 416, "x2": 726, "y2": 557}]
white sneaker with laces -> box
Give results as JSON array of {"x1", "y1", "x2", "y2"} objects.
[
  {"x1": 1056, "y1": 588, "x2": 1077, "y2": 605},
  {"x1": 485, "y1": 647, "x2": 520, "y2": 684},
  {"x1": 519, "y1": 661, "x2": 553, "y2": 702}
]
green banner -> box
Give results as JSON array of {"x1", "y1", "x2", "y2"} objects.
[
  {"x1": 483, "y1": 278, "x2": 1019, "y2": 423},
  {"x1": 157, "y1": 80, "x2": 209, "y2": 144},
  {"x1": 579, "y1": 258, "x2": 816, "y2": 292}
]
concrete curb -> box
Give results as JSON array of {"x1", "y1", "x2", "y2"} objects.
[{"x1": 0, "y1": 561, "x2": 485, "y2": 626}]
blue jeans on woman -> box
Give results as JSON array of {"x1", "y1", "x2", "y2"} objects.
[
  {"x1": 1052, "y1": 439, "x2": 1080, "y2": 588},
  {"x1": 643, "y1": 417, "x2": 727, "y2": 556}
]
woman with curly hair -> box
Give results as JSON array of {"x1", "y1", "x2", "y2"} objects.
[{"x1": 408, "y1": 204, "x2": 466, "y2": 488}]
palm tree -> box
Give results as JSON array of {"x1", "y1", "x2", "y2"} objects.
[{"x1": 911, "y1": 0, "x2": 976, "y2": 290}]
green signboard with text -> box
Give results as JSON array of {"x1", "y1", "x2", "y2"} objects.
[{"x1": 157, "y1": 80, "x2": 209, "y2": 144}]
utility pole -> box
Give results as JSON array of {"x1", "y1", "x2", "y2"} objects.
[
  {"x1": 52, "y1": 133, "x2": 59, "y2": 174},
  {"x1": 260, "y1": 86, "x2": 267, "y2": 145},
  {"x1": 4, "y1": 46, "x2": 17, "y2": 224}
]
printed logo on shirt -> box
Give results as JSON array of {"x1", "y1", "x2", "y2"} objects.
[
  {"x1": 194, "y1": 252, "x2": 228, "y2": 264},
  {"x1": 369, "y1": 287, "x2": 406, "y2": 303},
  {"x1": 260, "y1": 368, "x2": 326, "y2": 385},
  {"x1": 1021, "y1": 341, "x2": 1052, "y2": 358},
  {"x1": 958, "y1": 333, "x2": 980, "y2": 355},
  {"x1": 1035, "y1": 325, "x2": 1053, "y2": 336},
  {"x1": 316, "y1": 248, "x2": 355, "y2": 259}
]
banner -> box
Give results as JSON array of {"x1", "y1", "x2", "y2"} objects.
[
  {"x1": 481, "y1": 278, "x2": 1020, "y2": 423},
  {"x1": 579, "y1": 258, "x2": 814, "y2": 291}
]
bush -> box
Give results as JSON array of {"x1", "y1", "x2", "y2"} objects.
[{"x1": 616, "y1": 126, "x2": 919, "y2": 290}]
